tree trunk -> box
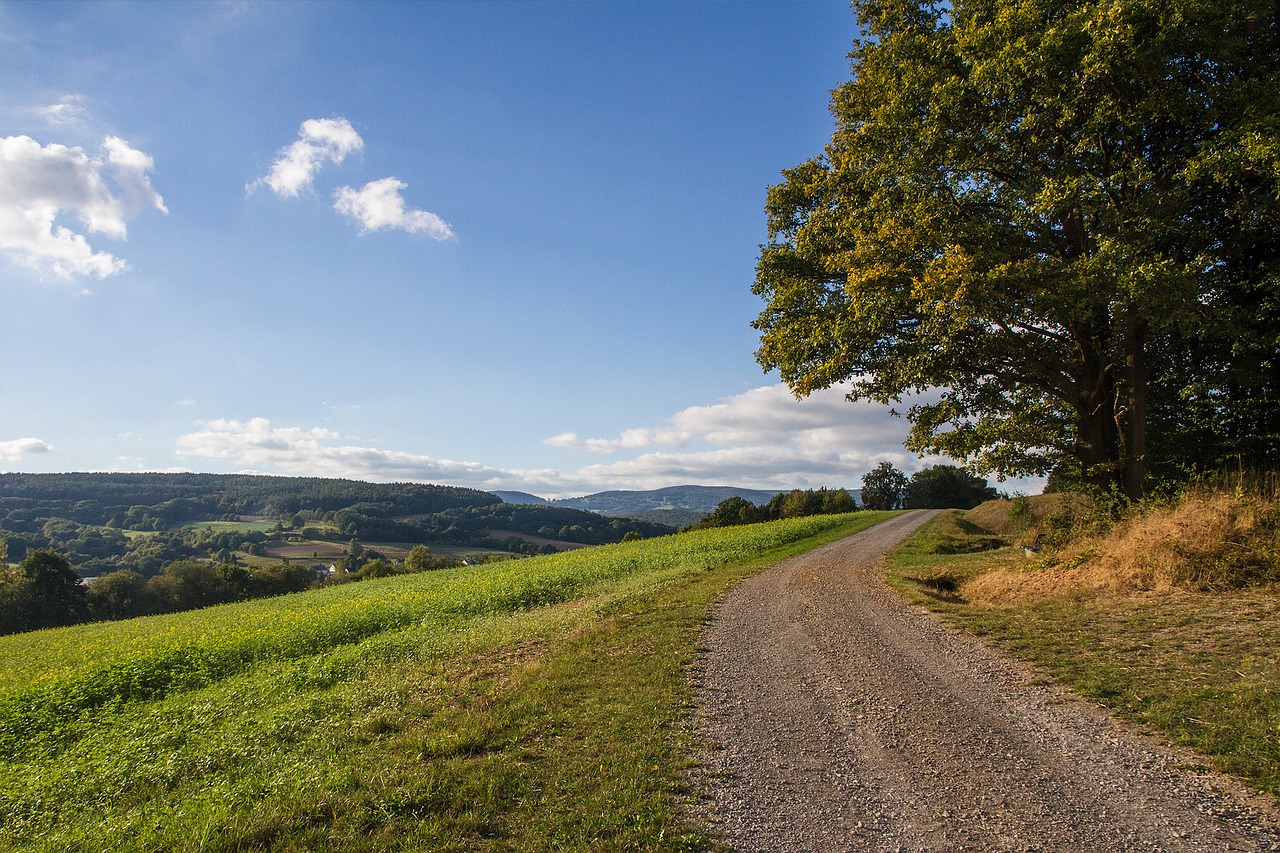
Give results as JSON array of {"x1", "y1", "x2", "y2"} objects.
[
  {"x1": 1075, "y1": 375, "x2": 1122, "y2": 494},
  {"x1": 1072, "y1": 317, "x2": 1124, "y2": 494},
  {"x1": 1122, "y1": 321, "x2": 1148, "y2": 500}
]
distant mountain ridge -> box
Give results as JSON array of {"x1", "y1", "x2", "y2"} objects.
[{"x1": 494, "y1": 485, "x2": 792, "y2": 515}]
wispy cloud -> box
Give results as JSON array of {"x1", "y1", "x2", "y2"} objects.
[
  {"x1": 0, "y1": 437, "x2": 53, "y2": 462},
  {"x1": 333, "y1": 177, "x2": 454, "y2": 239},
  {"x1": 545, "y1": 427, "x2": 688, "y2": 453},
  {"x1": 0, "y1": 134, "x2": 166, "y2": 279},
  {"x1": 540, "y1": 384, "x2": 936, "y2": 492},
  {"x1": 176, "y1": 418, "x2": 521, "y2": 487},
  {"x1": 33, "y1": 95, "x2": 90, "y2": 128},
  {"x1": 251, "y1": 117, "x2": 363, "y2": 198}
]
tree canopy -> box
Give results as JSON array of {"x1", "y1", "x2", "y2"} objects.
[
  {"x1": 861, "y1": 462, "x2": 909, "y2": 510},
  {"x1": 904, "y1": 465, "x2": 1000, "y2": 510},
  {"x1": 754, "y1": 0, "x2": 1279, "y2": 498}
]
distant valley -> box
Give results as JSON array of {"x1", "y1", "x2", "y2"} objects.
[{"x1": 492, "y1": 485, "x2": 861, "y2": 529}]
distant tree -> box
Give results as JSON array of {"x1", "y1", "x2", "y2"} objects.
[
  {"x1": 16, "y1": 549, "x2": 89, "y2": 629},
  {"x1": 355, "y1": 559, "x2": 399, "y2": 580},
  {"x1": 861, "y1": 463, "x2": 909, "y2": 511},
  {"x1": 904, "y1": 465, "x2": 999, "y2": 510},
  {"x1": 404, "y1": 544, "x2": 457, "y2": 572},
  {"x1": 707, "y1": 496, "x2": 764, "y2": 527},
  {"x1": 346, "y1": 539, "x2": 366, "y2": 570},
  {"x1": 819, "y1": 487, "x2": 858, "y2": 514},
  {"x1": 766, "y1": 490, "x2": 824, "y2": 519},
  {"x1": 404, "y1": 544, "x2": 434, "y2": 572},
  {"x1": 0, "y1": 536, "x2": 7, "y2": 566},
  {"x1": 621, "y1": 531, "x2": 643, "y2": 542},
  {"x1": 87, "y1": 569, "x2": 152, "y2": 620},
  {"x1": 215, "y1": 562, "x2": 252, "y2": 598},
  {"x1": 147, "y1": 561, "x2": 234, "y2": 613},
  {"x1": 245, "y1": 562, "x2": 315, "y2": 597},
  {"x1": 0, "y1": 569, "x2": 36, "y2": 635}
]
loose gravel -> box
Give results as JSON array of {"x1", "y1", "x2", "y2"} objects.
[{"x1": 689, "y1": 511, "x2": 1280, "y2": 852}]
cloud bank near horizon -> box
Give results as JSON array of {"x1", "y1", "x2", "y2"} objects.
[{"x1": 174, "y1": 384, "x2": 952, "y2": 498}]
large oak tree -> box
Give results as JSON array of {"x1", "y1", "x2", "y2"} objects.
[{"x1": 754, "y1": 0, "x2": 1278, "y2": 497}]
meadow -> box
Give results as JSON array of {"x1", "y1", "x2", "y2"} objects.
[{"x1": 0, "y1": 512, "x2": 893, "y2": 851}]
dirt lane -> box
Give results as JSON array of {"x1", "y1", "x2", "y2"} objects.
[{"x1": 690, "y1": 511, "x2": 1280, "y2": 852}]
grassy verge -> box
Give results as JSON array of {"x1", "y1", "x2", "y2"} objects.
[
  {"x1": 0, "y1": 512, "x2": 893, "y2": 851},
  {"x1": 887, "y1": 508, "x2": 1280, "y2": 796}
]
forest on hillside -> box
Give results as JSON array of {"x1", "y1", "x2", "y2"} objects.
[{"x1": 0, "y1": 473, "x2": 673, "y2": 577}]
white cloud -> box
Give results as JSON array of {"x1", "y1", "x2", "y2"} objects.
[
  {"x1": 333, "y1": 177, "x2": 455, "y2": 239},
  {"x1": 547, "y1": 384, "x2": 919, "y2": 459},
  {"x1": 34, "y1": 95, "x2": 89, "y2": 128},
  {"x1": 252, "y1": 117, "x2": 363, "y2": 197},
  {"x1": 545, "y1": 427, "x2": 688, "y2": 454},
  {"x1": 536, "y1": 384, "x2": 958, "y2": 493},
  {"x1": 0, "y1": 437, "x2": 53, "y2": 461},
  {"x1": 177, "y1": 418, "x2": 516, "y2": 486},
  {"x1": 0, "y1": 134, "x2": 165, "y2": 279}
]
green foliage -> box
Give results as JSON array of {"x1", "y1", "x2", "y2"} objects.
[
  {"x1": 904, "y1": 464, "x2": 999, "y2": 510},
  {"x1": 18, "y1": 550, "x2": 88, "y2": 630},
  {"x1": 687, "y1": 488, "x2": 859, "y2": 530},
  {"x1": 861, "y1": 462, "x2": 909, "y2": 510},
  {"x1": 404, "y1": 544, "x2": 456, "y2": 572},
  {"x1": 754, "y1": 0, "x2": 1280, "y2": 497},
  {"x1": 86, "y1": 569, "x2": 149, "y2": 621}
]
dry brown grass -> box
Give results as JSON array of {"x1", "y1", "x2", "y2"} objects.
[
  {"x1": 964, "y1": 488, "x2": 1280, "y2": 605},
  {"x1": 965, "y1": 493, "x2": 1072, "y2": 538}
]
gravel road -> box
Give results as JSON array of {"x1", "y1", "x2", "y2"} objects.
[{"x1": 689, "y1": 511, "x2": 1280, "y2": 852}]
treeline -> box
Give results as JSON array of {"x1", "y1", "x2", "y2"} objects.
[
  {"x1": 0, "y1": 540, "x2": 494, "y2": 636},
  {"x1": 0, "y1": 549, "x2": 319, "y2": 633},
  {"x1": 0, "y1": 474, "x2": 498, "y2": 540},
  {"x1": 332, "y1": 502, "x2": 673, "y2": 550},
  {"x1": 0, "y1": 473, "x2": 497, "y2": 521},
  {"x1": 860, "y1": 463, "x2": 1000, "y2": 511},
  {"x1": 686, "y1": 487, "x2": 858, "y2": 530},
  {"x1": 689, "y1": 465, "x2": 1002, "y2": 531}
]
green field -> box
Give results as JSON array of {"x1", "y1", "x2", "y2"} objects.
[
  {"x1": 187, "y1": 519, "x2": 282, "y2": 534},
  {"x1": 0, "y1": 512, "x2": 893, "y2": 851}
]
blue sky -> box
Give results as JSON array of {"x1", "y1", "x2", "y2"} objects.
[{"x1": 0, "y1": 1, "x2": 1015, "y2": 498}]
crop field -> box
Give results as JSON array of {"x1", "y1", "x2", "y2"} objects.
[
  {"x1": 263, "y1": 539, "x2": 351, "y2": 560},
  {"x1": 0, "y1": 512, "x2": 892, "y2": 851},
  {"x1": 187, "y1": 519, "x2": 282, "y2": 534}
]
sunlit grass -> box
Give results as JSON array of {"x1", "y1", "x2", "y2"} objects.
[{"x1": 0, "y1": 512, "x2": 893, "y2": 851}]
